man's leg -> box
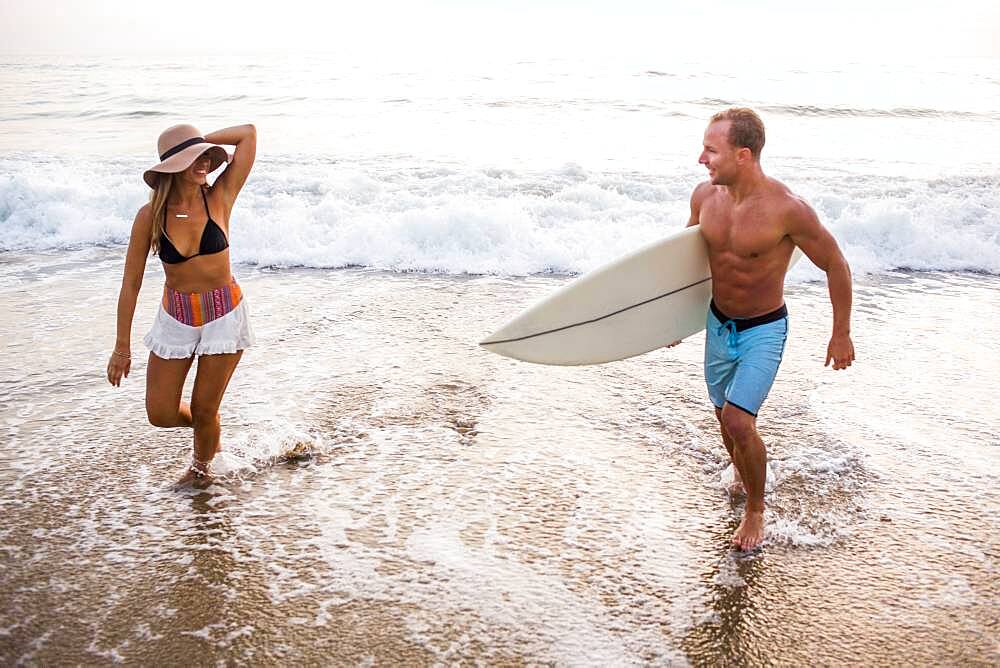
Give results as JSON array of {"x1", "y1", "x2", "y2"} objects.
[
  {"x1": 720, "y1": 403, "x2": 767, "y2": 550},
  {"x1": 720, "y1": 316, "x2": 787, "y2": 549},
  {"x1": 705, "y1": 316, "x2": 743, "y2": 496},
  {"x1": 714, "y1": 406, "x2": 746, "y2": 497}
]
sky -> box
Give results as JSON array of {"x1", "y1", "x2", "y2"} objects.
[{"x1": 1, "y1": 0, "x2": 998, "y2": 60}]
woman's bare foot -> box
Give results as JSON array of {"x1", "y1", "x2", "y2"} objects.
[
  {"x1": 732, "y1": 510, "x2": 765, "y2": 551},
  {"x1": 174, "y1": 458, "x2": 212, "y2": 489}
]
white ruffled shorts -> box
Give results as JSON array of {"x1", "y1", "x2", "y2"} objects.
[{"x1": 143, "y1": 299, "x2": 255, "y2": 359}]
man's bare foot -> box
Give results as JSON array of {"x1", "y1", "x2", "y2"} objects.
[
  {"x1": 732, "y1": 510, "x2": 765, "y2": 551},
  {"x1": 722, "y1": 465, "x2": 746, "y2": 498}
]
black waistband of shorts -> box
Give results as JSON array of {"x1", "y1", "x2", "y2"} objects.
[{"x1": 711, "y1": 300, "x2": 788, "y2": 332}]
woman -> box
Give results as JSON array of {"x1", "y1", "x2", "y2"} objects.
[{"x1": 107, "y1": 123, "x2": 257, "y2": 485}]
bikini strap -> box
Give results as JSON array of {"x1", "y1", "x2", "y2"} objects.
[{"x1": 201, "y1": 188, "x2": 211, "y2": 217}]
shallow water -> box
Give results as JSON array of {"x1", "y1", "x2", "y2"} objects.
[{"x1": 1, "y1": 250, "x2": 997, "y2": 665}]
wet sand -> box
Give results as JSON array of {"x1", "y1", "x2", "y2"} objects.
[{"x1": 1, "y1": 249, "x2": 998, "y2": 665}]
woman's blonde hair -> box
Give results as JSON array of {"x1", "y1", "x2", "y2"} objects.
[{"x1": 148, "y1": 173, "x2": 173, "y2": 255}]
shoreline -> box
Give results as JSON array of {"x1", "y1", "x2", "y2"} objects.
[{"x1": 2, "y1": 249, "x2": 998, "y2": 664}]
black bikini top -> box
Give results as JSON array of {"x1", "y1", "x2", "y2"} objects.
[{"x1": 159, "y1": 190, "x2": 229, "y2": 264}]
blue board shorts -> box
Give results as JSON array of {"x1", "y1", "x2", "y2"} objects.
[{"x1": 704, "y1": 301, "x2": 789, "y2": 417}]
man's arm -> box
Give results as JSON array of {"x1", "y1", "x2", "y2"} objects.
[
  {"x1": 687, "y1": 182, "x2": 711, "y2": 227},
  {"x1": 667, "y1": 184, "x2": 712, "y2": 349},
  {"x1": 786, "y1": 199, "x2": 855, "y2": 370}
]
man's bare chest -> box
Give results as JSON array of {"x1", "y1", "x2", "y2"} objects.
[{"x1": 699, "y1": 200, "x2": 787, "y2": 259}]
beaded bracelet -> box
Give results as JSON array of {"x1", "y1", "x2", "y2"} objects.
[
  {"x1": 111, "y1": 350, "x2": 131, "y2": 359},
  {"x1": 190, "y1": 458, "x2": 211, "y2": 478}
]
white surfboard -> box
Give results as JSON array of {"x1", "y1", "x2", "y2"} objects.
[{"x1": 480, "y1": 226, "x2": 802, "y2": 366}]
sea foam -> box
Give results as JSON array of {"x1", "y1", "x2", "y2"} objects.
[{"x1": 1, "y1": 155, "x2": 997, "y2": 277}]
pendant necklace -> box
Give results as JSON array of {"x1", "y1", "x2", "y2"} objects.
[{"x1": 172, "y1": 197, "x2": 194, "y2": 218}]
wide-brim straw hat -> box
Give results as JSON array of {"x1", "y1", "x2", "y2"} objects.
[{"x1": 143, "y1": 124, "x2": 232, "y2": 188}]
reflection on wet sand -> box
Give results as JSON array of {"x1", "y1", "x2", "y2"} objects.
[{"x1": 2, "y1": 254, "x2": 998, "y2": 664}]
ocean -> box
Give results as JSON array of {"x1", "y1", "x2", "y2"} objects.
[{"x1": 1, "y1": 53, "x2": 998, "y2": 665}]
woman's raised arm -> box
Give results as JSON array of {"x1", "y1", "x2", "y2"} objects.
[{"x1": 205, "y1": 124, "x2": 256, "y2": 214}]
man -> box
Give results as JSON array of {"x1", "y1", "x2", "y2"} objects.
[{"x1": 685, "y1": 108, "x2": 854, "y2": 550}]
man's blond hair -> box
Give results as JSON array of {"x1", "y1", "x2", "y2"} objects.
[{"x1": 710, "y1": 108, "x2": 766, "y2": 160}]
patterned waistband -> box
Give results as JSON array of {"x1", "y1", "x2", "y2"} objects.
[{"x1": 163, "y1": 281, "x2": 242, "y2": 327}]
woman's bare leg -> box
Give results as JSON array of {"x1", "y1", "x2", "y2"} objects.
[
  {"x1": 146, "y1": 353, "x2": 194, "y2": 428},
  {"x1": 189, "y1": 351, "x2": 243, "y2": 467}
]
